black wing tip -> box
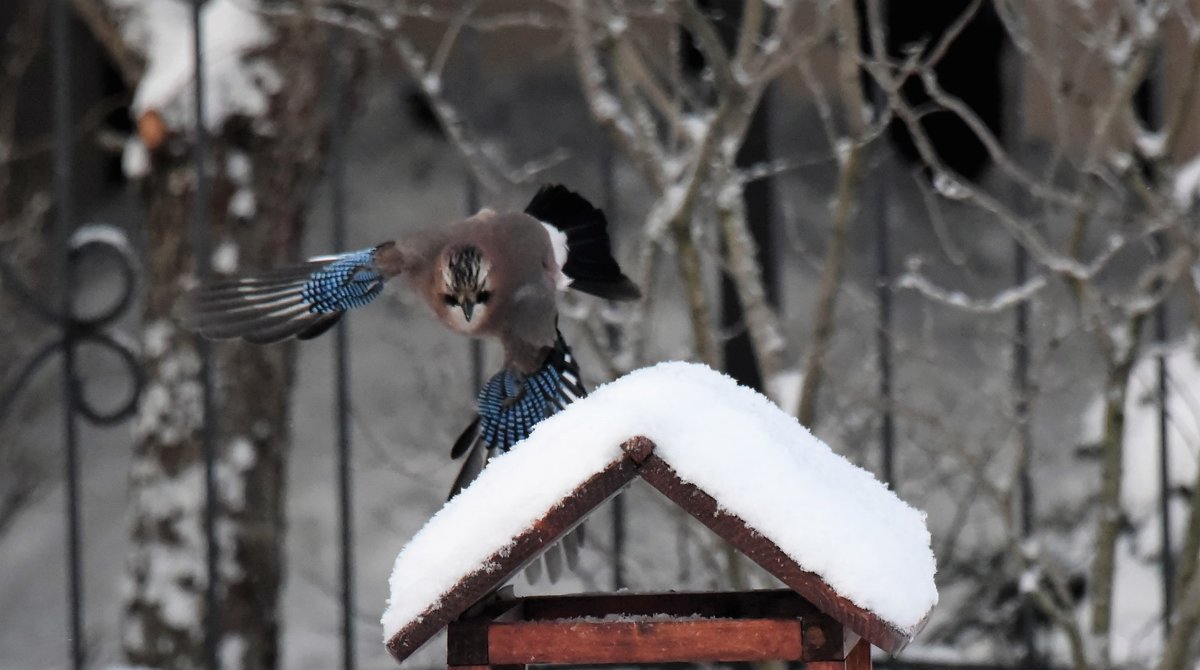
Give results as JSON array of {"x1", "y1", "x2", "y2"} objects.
[
  {"x1": 451, "y1": 416, "x2": 481, "y2": 459},
  {"x1": 525, "y1": 184, "x2": 603, "y2": 229},
  {"x1": 526, "y1": 183, "x2": 643, "y2": 300},
  {"x1": 296, "y1": 312, "x2": 344, "y2": 340},
  {"x1": 174, "y1": 285, "x2": 345, "y2": 345}
]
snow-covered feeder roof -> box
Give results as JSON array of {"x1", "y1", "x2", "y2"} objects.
[{"x1": 383, "y1": 362, "x2": 937, "y2": 662}]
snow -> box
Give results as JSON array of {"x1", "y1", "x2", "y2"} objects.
[
  {"x1": 1173, "y1": 154, "x2": 1200, "y2": 207},
  {"x1": 932, "y1": 172, "x2": 969, "y2": 201},
  {"x1": 680, "y1": 114, "x2": 710, "y2": 144},
  {"x1": 112, "y1": 0, "x2": 279, "y2": 132},
  {"x1": 226, "y1": 151, "x2": 252, "y2": 183},
  {"x1": 1081, "y1": 336, "x2": 1200, "y2": 663},
  {"x1": 382, "y1": 362, "x2": 937, "y2": 644},
  {"x1": 1135, "y1": 130, "x2": 1166, "y2": 160},
  {"x1": 229, "y1": 189, "x2": 257, "y2": 219},
  {"x1": 421, "y1": 73, "x2": 442, "y2": 96},
  {"x1": 220, "y1": 634, "x2": 246, "y2": 670},
  {"x1": 122, "y1": 138, "x2": 150, "y2": 179},
  {"x1": 212, "y1": 239, "x2": 239, "y2": 274},
  {"x1": 607, "y1": 15, "x2": 629, "y2": 37},
  {"x1": 897, "y1": 263, "x2": 1047, "y2": 314},
  {"x1": 592, "y1": 92, "x2": 620, "y2": 122}
]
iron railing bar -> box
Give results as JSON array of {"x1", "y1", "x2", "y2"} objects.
[
  {"x1": 327, "y1": 22, "x2": 357, "y2": 670},
  {"x1": 599, "y1": 136, "x2": 625, "y2": 590},
  {"x1": 190, "y1": 2, "x2": 220, "y2": 668},
  {"x1": 462, "y1": 26, "x2": 483, "y2": 392},
  {"x1": 1155, "y1": 252, "x2": 1173, "y2": 630},
  {"x1": 0, "y1": 340, "x2": 61, "y2": 425},
  {"x1": 1142, "y1": 51, "x2": 1175, "y2": 634},
  {"x1": 1001, "y1": 38, "x2": 1039, "y2": 663},
  {"x1": 52, "y1": 2, "x2": 83, "y2": 666},
  {"x1": 868, "y1": 79, "x2": 895, "y2": 488}
]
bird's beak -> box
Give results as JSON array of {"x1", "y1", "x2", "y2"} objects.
[{"x1": 461, "y1": 301, "x2": 475, "y2": 322}]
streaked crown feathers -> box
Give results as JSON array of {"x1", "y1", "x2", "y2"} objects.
[{"x1": 442, "y1": 244, "x2": 490, "y2": 293}]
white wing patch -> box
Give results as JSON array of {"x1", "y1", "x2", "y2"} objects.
[{"x1": 540, "y1": 221, "x2": 573, "y2": 291}]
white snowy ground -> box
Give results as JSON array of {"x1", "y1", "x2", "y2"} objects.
[{"x1": 0, "y1": 68, "x2": 1188, "y2": 670}]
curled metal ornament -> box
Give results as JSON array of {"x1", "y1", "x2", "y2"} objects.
[{"x1": 0, "y1": 222, "x2": 144, "y2": 426}]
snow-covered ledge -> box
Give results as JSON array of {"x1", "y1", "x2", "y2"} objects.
[{"x1": 382, "y1": 361, "x2": 937, "y2": 660}]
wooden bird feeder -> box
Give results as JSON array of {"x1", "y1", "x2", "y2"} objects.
[{"x1": 384, "y1": 435, "x2": 935, "y2": 670}]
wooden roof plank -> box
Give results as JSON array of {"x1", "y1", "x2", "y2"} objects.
[
  {"x1": 386, "y1": 435, "x2": 932, "y2": 663},
  {"x1": 635, "y1": 452, "x2": 920, "y2": 654},
  {"x1": 385, "y1": 439, "x2": 650, "y2": 662}
]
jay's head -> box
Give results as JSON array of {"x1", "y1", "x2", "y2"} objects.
[{"x1": 439, "y1": 243, "x2": 493, "y2": 326}]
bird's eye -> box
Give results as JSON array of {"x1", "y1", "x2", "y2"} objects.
[
  {"x1": 443, "y1": 294, "x2": 459, "y2": 306},
  {"x1": 477, "y1": 291, "x2": 492, "y2": 304}
]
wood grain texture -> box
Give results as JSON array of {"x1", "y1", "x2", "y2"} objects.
[
  {"x1": 636, "y1": 453, "x2": 918, "y2": 653},
  {"x1": 519, "y1": 588, "x2": 821, "y2": 620},
  {"x1": 386, "y1": 435, "x2": 931, "y2": 665},
  {"x1": 846, "y1": 638, "x2": 873, "y2": 670},
  {"x1": 487, "y1": 618, "x2": 805, "y2": 664},
  {"x1": 386, "y1": 443, "x2": 646, "y2": 662}
]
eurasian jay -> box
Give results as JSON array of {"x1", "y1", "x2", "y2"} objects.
[{"x1": 177, "y1": 185, "x2": 640, "y2": 504}]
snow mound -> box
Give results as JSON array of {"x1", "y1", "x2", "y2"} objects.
[
  {"x1": 113, "y1": 0, "x2": 278, "y2": 133},
  {"x1": 381, "y1": 361, "x2": 937, "y2": 642}
]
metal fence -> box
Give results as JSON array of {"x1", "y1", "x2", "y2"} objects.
[{"x1": 0, "y1": 2, "x2": 1186, "y2": 670}]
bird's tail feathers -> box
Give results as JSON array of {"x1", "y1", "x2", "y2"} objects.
[
  {"x1": 176, "y1": 246, "x2": 385, "y2": 344},
  {"x1": 525, "y1": 184, "x2": 641, "y2": 301}
]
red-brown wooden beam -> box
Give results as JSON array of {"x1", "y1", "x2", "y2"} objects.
[
  {"x1": 636, "y1": 454, "x2": 913, "y2": 653},
  {"x1": 448, "y1": 591, "x2": 852, "y2": 667},
  {"x1": 389, "y1": 439, "x2": 653, "y2": 662},
  {"x1": 808, "y1": 638, "x2": 872, "y2": 670},
  {"x1": 518, "y1": 589, "x2": 821, "y2": 621},
  {"x1": 487, "y1": 618, "x2": 805, "y2": 665}
]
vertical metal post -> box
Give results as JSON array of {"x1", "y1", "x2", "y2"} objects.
[
  {"x1": 190, "y1": 2, "x2": 220, "y2": 668},
  {"x1": 600, "y1": 139, "x2": 626, "y2": 590},
  {"x1": 52, "y1": 2, "x2": 83, "y2": 668},
  {"x1": 1147, "y1": 78, "x2": 1175, "y2": 640},
  {"x1": 1002, "y1": 38, "x2": 1038, "y2": 664},
  {"x1": 462, "y1": 27, "x2": 484, "y2": 391},
  {"x1": 1014, "y1": 242, "x2": 1033, "y2": 537},
  {"x1": 1133, "y1": 37, "x2": 1173, "y2": 632},
  {"x1": 1155, "y1": 250, "x2": 1173, "y2": 630},
  {"x1": 327, "y1": 25, "x2": 357, "y2": 670},
  {"x1": 868, "y1": 76, "x2": 895, "y2": 487},
  {"x1": 873, "y1": 165, "x2": 894, "y2": 486}
]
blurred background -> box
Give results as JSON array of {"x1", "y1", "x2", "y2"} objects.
[{"x1": 2, "y1": 1, "x2": 1200, "y2": 669}]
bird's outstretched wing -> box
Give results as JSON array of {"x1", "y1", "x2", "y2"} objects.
[
  {"x1": 176, "y1": 243, "x2": 400, "y2": 343},
  {"x1": 525, "y1": 184, "x2": 641, "y2": 301}
]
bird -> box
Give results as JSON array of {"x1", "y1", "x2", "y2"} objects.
[{"x1": 177, "y1": 185, "x2": 640, "y2": 570}]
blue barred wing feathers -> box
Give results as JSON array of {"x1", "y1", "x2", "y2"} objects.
[
  {"x1": 448, "y1": 332, "x2": 586, "y2": 495},
  {"x1": 177, "y1": 246, "x2": 388, "y2": 344}
]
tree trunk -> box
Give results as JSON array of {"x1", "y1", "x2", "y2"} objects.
[{"x1": 121, "y1": 16, "x2": 345, "y2": 669}]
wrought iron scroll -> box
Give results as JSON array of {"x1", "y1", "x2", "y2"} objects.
[
  {"x1": 0, "y1": 221, "x2": 144, "y2": 670},
  {"x1": 0, "y1": 225, "x2": 144, "y2": 426}
]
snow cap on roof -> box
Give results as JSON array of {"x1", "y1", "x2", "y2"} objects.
[{"x1": 382, "y1": 361, "x2": 937, "y2": 647}]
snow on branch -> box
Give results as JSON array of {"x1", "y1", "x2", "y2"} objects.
[
  {"x1": 897, "y1": 258, "x2": 1047, "y2": 314},
  {"x1": 107, "y1": 0, "x2": 279, "y2": 140}
]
